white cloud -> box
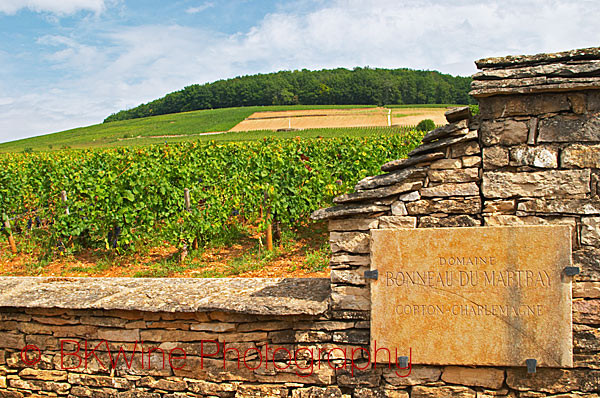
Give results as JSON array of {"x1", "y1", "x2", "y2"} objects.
[
  {"x1": 0, "y1": 0, "x2": 106, "y2": 15},
  {"x1": 185, "y1": 2, "x2": 214, "y2": 14},
  {"x1": 2, "y1": 0, "x2": 600, "y2": 143}
]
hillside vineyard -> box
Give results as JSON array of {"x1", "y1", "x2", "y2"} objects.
[{"x1": 104, "y1": 67, "x2": 474, "y2": 122}]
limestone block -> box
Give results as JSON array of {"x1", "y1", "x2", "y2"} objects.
[
  {"x1": 190, "y1": 323, "x2": 236, "y2": 332},
  {"x1": 9, "y1": 378, "x2": 71, "y2": 395},
  {"x1": 331, "y1": 286, "x2": 370, "y2": 311},
  {"x1": 483, "y1": 200, "x2": 516, "y2": 214},
  {"x1": 573, "y1": 299, "x2": 600, "y2": 325},
  {"x1": 482, "y1": 170, "x2": 590, "y2": 198},
  {"x1": 412, "y1": 386, "x2": 476, "y2": 398},
  {"x1": 330, "y1": 267, "x2": 369, "y2": 286},
  {"x1": 291, "y1": 386, "x2": 343, "y2": 398},
  {"x1": 97, "y1": 328, "x2": 140, "y2": 342},
  {"x1": 381, "y1": 152, "x2": 444, "y2": 172},
  {"x1": 330, "y1": 253, "x2": 370, "y2": 267},
  {"x1": 311, "y1": 203, "x2": 388, "y2": 221},
  {"x1": 0, "y1": 332, "x2": 25, "y2": 349},
  {"x1": 590, "y1": 91, "x2": 600, "y2": 112},
  {"x1": 518, "y1": 198, "x2": 600, "y2": 215},
  {"x1": 391, "y1": 201, "x2": 408, "y2": 216},
  {"x1": 430, "y1": 158, "x2": 462, "y2": 169},
  {"x1": 581, "y1": 217, "x2": 600, "y2": 246},
  {"x1": 378, "y1": 216, "x2": 417, "y2": 229},
  {"x1": 408, "y1": 132, "x2": 478, "y2": 157},
  {"x1": 574, "y1": 282, "x2": 600, "y2": 298},
  {"x1": 441, "y1": 366, "x2": 505, "y2": 389},
  {"x1": 187, "y1": 379, "x2": 236, "y2": 395},
  {"x1": 18, "y1": 369, "x2": 68, "y2": 381},
  {"x1": 427, "y1": 168, "x2": 479, "y2": 183},
  {"x1": 481, "y1": 119, "x2": 529, "y2": 146},
  {"x1": 233, "y1": 384, "x2": 289, "y2": 397},
  {"x1": 483, "y1": 147, "x2": 509, "y2": 169},
  {"x1": 574, "y1": 247, "x2": 600, "y2": 281},
  {"x1": 445, "y1": 106, "x2": 472, "y2": 123},
  {"x1": 538, "y1": 112, "x2": 600, "y2": 142},
  {"x1": 353, "y1": 388, "x2": 409, "y2": 398},
  {"x1": 574, "y1": 323, "x2": 600, "y2": 353},
  {"x1": 422, "y1": 121, "x2": 468, "y2": 143},
  {"x1": 406, "y1": 197, "x2": 481, "y2": 215},
  {"x1": 355, "y1": 167, "x2": 426, "y2": 191},
  {"x1": 561, "y1": 144, "x2": 600, "y2": 168},
  {"x1": 451, "y1": 140, "x2": 480, "y2": 157},
  {"x1": 478, "y1": 93, "x2": 571, "y2": 119},
  {"x1": 332, "y1": 329, "x2": 369, "y2": 344},
  {"x1": 328, "y1": 218, "x2": 379, "y2": 232},
  {"x1": 421, "y1": 182, "x2": 480, "y2": 197},
  {"x1": 506, "y1": 368, "x2": 600, "y2": 393},
  {"x1": 336, "y1": 367, "x2": 381, "y2": 387},
  {"x1": 329, "y1": 232, "x2": 370, "y2": 254},
  {"x1": 418, "y1": 215, "x2": 480, "y2": 227},
  {"x1": 509, "y1": 145, "x2": 558, "y2": 168},
  {"x1": 398, "y1": 191, "x2": 420, "y2": 202},
  {"x1": 475, "y1": 388, "x2": 514, "y2": 398},
  {"x1": 138, "y1": 377, "x2": 187, "y2": 391},
  {"x1": 334, "y1": 181, "x2": 422, "y2": 204},
  {"x1": 462, "y1": 155, "x2": 482, "y2": 168},
  {"x1": 483, "y1": 215, "x2": 576, "y2": 228},
  {"x1": 382, "y1": 366, "x2": 441, "y2": 386}
]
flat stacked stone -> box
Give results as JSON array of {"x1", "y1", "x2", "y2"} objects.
[
  {"x1": 471, "y1": 47, "x2": 600, "y2": 97},
  {"x1": 311, "y1": 105, "x2": 482, "y2": 314},
  {"x1": 311, "y1": 106, "x2": 479, "y2": 223}
]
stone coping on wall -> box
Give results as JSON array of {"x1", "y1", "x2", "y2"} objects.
[
  {"x1": 0, "y1": 277, "x2": 331, "y2": 315},
  {"x1": 471, "y1": 46, "x2": 600, "y2": 97}
]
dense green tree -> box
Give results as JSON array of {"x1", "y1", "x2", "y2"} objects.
[{"x1": 104, "y1": 67, "x2": 475, "y2": 123}]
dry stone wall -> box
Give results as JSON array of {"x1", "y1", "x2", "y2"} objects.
[
  {"x1": 1, "y1": 47, "x2": 600, "y2": 397},
  {"x1": 311, "y1": 47, "x2": 600, "y2": 396}
]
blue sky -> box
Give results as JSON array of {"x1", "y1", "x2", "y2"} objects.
[{"x1": 1, "y1": 0, "x2": 599, "y2": 144}]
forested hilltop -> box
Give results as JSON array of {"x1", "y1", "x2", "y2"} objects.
[{"x1": 104, "y1": 67, "x2": 474, "y2": 122}]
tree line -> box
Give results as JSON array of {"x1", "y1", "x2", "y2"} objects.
[{"x1": 104, "y1": 67, "x2": 475, "y2": 123}]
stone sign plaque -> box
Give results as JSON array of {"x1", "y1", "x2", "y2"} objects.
[{"x1": 370, "y1": 225, "x2": 573, "y2": 367}]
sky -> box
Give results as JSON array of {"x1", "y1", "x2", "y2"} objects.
[{"x1": 1, "y1": 0, "x2": 599, "y2": 144}]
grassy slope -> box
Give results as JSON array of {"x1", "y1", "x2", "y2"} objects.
[{"x1": 0, "y1": 104, "x2": 456, "y2": 153}]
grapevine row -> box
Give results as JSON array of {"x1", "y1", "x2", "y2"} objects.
[{"x1": 0, "y1": 133, "x2": 423, "y2": 254}]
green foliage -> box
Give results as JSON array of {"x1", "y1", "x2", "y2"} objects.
[
  {"x1": 469, "y1": 104, "x2": 480, "y2": 116},
  {"x1": 104, "y1": 68, "x2": 475, "y2": 122},
  {"x1": 0, "y1": 132, "x2": 424, "y2": 255},
  {"x1": 416, "y1": 119, "x2": 436, "y2": 132},
  {"x1": 302, "y1": 244, "x2": 331, "y2": 272}
]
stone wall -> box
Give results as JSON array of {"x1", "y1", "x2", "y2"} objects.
[
  {"x1": 1, "y1": 47, "x2": 600, "y2": 397},
  {"x1": 310, "y1": 47, "x2": 600, "y2": 396}
]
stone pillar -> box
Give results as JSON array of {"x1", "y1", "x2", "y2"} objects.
[{"x1": 472, "y1": 48, "x2": 600, "y2": 375}]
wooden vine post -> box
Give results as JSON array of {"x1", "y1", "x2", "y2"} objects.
[
  {"x1": 3, "y1": 218, "x2": 17, "y2": 254},
  {"x1": 184, "y1": 188, "x2": 191, "y2": 211},
  {"x1": 61, "y1": 190, "x2": 70, "y2": 215},
  {"x1": 264, "y1": 190, "x2": 273, "y2": 252},
  {"x1": 184, "y1": 188, "x2": 199, "y2": 251},
  {"x1": 179, "y1": 188, "x2": 195, "y2": 263},
  {"x1": 60, "y1": 191, "x2": 74, "y2": 249}
]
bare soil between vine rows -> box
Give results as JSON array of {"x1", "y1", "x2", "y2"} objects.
[{"x1": 0, "y1": 223, "x2": 331, "y2": 279}]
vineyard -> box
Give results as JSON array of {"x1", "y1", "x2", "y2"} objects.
[
  {"x1": 0, "y1": 105, "x2": 450, "y2": 153},
  {"x1": 1, "y1": 132, "x2": 424, "y2": 275}
]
